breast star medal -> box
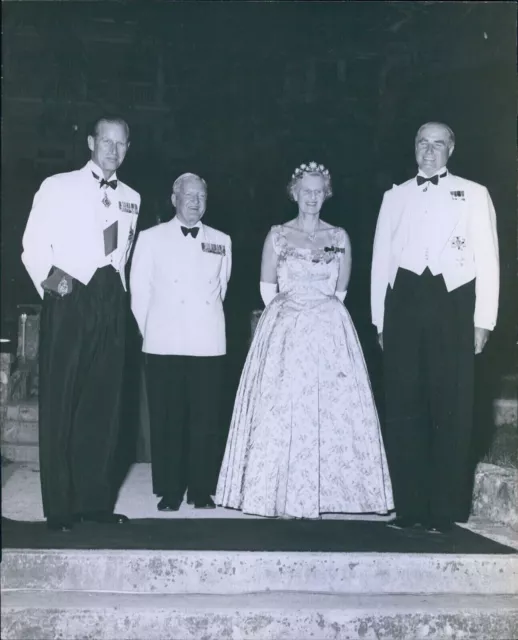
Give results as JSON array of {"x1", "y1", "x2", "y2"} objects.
[{"x1": 102, "y1": 191, "x2": 112, "y2": 208}]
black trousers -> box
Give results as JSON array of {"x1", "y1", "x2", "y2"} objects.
[
  {"x1": 39, "y1": 266, "x2": 126, "y2": 519},
  {"x1": 145, "y1": 354, "x2": 224, "y2": 501},
  {"x1": 383, "y1": 268, "x2": 475, "y2": 523}
]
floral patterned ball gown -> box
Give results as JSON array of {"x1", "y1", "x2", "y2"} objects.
[{"x1": 215, "y1": 225, "x2": 394, "y2": 518}]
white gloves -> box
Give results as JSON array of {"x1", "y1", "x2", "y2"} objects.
[{"x1": 260, "y1": 281, "x2": 278, "y2": 306}]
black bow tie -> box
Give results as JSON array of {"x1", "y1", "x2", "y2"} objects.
[
  {"x1": 181, "y1": 226, "x2": 199, "y2": 238},
  {"x1": 100, "y1": 178, "x2": 117, "y2": 190},
  {"x1": 92, "y1": 171, "x2": 117, "y2": 189},
  {"x1": 416, "y1": 172, "x2": 447, "y2": 187}
]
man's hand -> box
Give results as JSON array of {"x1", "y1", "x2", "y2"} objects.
[
  {"x1": 378, "y1": 332, "x2": 384, "y2": 350},
  {"x1": 475, "y1": 327, "x2": 490, "y2": 355}
]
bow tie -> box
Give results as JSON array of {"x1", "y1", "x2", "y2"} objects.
[
  {"x1": 100, "y1": 178, "x2": 117, "y2": 190},
  {"x1": 416, "y1": 171, "x2": 447, "y2": 187},
  {"x1": 181, "y1": 226, "x2": 199, "y2": 238},
  {"x1": 92, "y1": 171, "x2": 117, "y2": 189}
]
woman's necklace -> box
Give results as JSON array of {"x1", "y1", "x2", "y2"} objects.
[{"x1": 297, "y1": 221, "x2": 318, "y2": 242}]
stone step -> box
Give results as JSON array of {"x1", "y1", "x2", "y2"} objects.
[
  {"x1": 5, "y1": 400, "x2": 38, "y2": 422},
  {"x1": 1, "y1": 420, "x2": 38, "y2": 444},
  {"x1": 2, "y1": 548, "x2": 517, "y2": 595},
  {"x1": 472, "y1": 463, "x2": 518, "y2": 528},
  {"x1": 1, "y1": 405, "x2": 39, "y2": 463},
  {"x1": 494, "y1": 397, "x2": 517, "y2": 427},
  {"x1": 2, "y1": 590, "x2": 517, "y2": 640},
  {"x1": 499, "y1": 373, "x2": 518, "y2": 400},
  {"x1": 1, "y1": 442, "x2": 39, "y2": 463}
]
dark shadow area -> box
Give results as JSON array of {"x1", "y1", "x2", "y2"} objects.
[{"x1": 2, "y1": 516, "x2": 516, "y2": 554}]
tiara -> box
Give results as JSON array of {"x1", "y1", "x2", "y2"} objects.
[{"x1": 291, "y1": 161, "x2": 330, "y2": 180}]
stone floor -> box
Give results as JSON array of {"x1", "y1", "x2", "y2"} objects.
[{"x1": 1, "y1": 461, "x2": 393, "y2": 522}]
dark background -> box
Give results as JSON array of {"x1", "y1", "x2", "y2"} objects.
[{"x1": 2, "y1": 1, "x2": 516, "y2": 465}]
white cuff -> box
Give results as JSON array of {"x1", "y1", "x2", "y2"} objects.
[
  {"x1": 335, "y1": 290, "x2": 347, "y2": 303},
  {"x1": 260, "y1": 281, "x2": 278, "y2": 306}
]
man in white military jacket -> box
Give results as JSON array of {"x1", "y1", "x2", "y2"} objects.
[
  {"x1": 371, "y1": 121, "x2": 499, "y2": 534},
  {"x1": 22, "y1": 116, "x2": 140, "y2": 531},
  {"x1": 130, "y1": 173, "x2": 231, "y2": 511}
]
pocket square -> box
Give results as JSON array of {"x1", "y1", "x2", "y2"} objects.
[
  {"x1": 202, "y1": 242, "x2": 226, "y2": 256},
  {"x1": 41, "y1": 267, "x2": 74, "y2": 297}
]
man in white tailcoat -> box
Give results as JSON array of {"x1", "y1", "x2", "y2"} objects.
[
  {"x1": 371, "y1": 122, "x2": 499, "y2": 533},
  {"x1": 22, "y1": 116, "x2": 140, "y2": 531},
  {"x1": 130, "y1": 173, "x2": 231, "y2": 510}
]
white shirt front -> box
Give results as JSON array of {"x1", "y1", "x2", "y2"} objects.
[
  {"x1": 399, "y1": 168, "x2": 452, "y2": 276},
  {"x1": 89, "y1": 160, "x2": 123, "y2": 272},
  {"x1": 174, "y1": 217, "x2": 203, "y2": 259}
]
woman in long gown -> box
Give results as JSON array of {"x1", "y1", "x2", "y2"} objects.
[{"x1": 216, "y1": 162, "x2": 394, "y2": 518}]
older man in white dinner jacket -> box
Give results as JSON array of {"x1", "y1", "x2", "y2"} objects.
[
  {"x1": 130, "y1": 173, "x2": 231, "y2": 511},
  {"x1": 371, "y1": 122, "x2": 499, "y2": 534}
]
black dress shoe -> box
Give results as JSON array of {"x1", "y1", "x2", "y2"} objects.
[
  {"x1": 387, "y1": 517, "x2": 421, "y2": 530},
  {"x1": 157, "y1": 497, "x2": 182, "y2": 512},
  {"x1": 74, "y1": 511, "x2": 129, "y2": 524},
  {"x1": 187, "y1": 492, "x2": 216, "y2": 506},
  {"x1": 425, "y1": 519, "x2": 453, "y2": 534},
  {"x1": 193, "y1": 496, "x2": 216, "y2": 509},
  {"x1": 46, "y1": 518, "x2": 73, "y2": 532}
]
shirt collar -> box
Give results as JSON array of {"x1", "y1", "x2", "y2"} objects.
[
  {"x1": 417, "y1": 166, "x2": 449, "y2": 179},
  {"x1": 173, "y1": 215, "x2": 203, "y2": 231},
  {"x1": 88, "y1": 159, "x2": 118, "y2": 183}
]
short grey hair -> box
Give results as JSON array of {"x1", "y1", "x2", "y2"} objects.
[
  {"x1": 287, "y1": 172, "x2": 333, "y2": 202},
  {"x1": 172, "y1": 173, "x2": 207, "y2": 195},
  {"x1": 415, "y1": 122, "x2": 455, "y2": 147}
]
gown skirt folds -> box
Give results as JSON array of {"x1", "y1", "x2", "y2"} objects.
[{"x1": 216, "y1": 226, "x2": 394, "y2": 518}]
